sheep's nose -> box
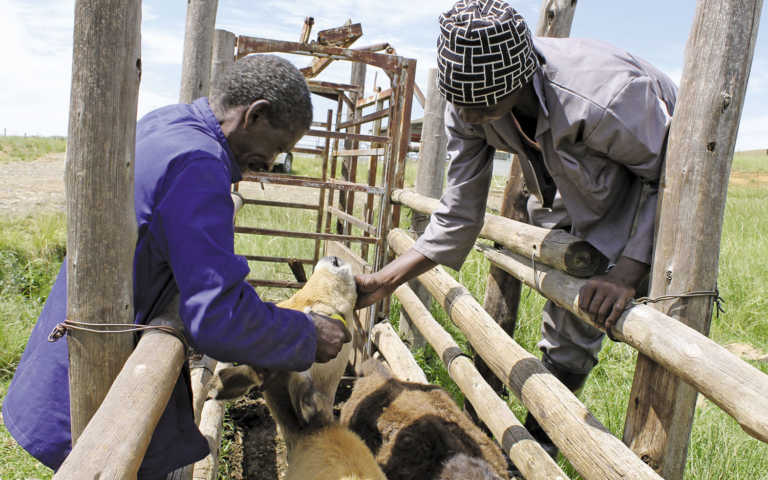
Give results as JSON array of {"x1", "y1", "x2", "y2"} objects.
[{"x1": 329, "y1": 256, "x2": 341, "y2": 267}]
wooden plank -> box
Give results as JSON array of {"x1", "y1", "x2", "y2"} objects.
[
  {"x1": 307, "y1": 79, "x2": 363, "y2": 93},
  {"x1": 476, "y1": 242, "x2": 768, "y2": 445},
  {"x1": 298, "y1": 16, "x2": 314, "y2": 44},
  {"x1": 370, "y1": 322, "x2": 428, "y2": 383},
  {"x1": 387, "y1": 229, "x2": 664, "y2": 480},
  {"x1": 292, "y1": 147, "x2": 324, "y2": 155},
  {"x1": 63, "y1": 0, "x2": 140, "y2": 446},
  {"x1": 624, "y1": 1, "x2": 765, "y2": 477},
  {"x1": 307, "y1": 128, "x2": 390, "y2": 144},
  {"x1": 179, "y1": 0, "x2": 218, "y2": 103},
  {"x1": 337, "y1": 109, "x2": 389, "y2": 130},
  {"x1": 241, "y1": 174, "x2": 385, "y2": 195},
  {"x1": 392, "y1": 189, "x2": 607, "y2": 277},
  {"x1": 191, "y1": 362, "x2": 232, "y2": 480},
  {"x1": 394, "y1": 283, "x2": 570, "y2": 480},
  {"x1": 241, "y1": 255, "x2": 314, "y2": 264},
  {"x1": 316, "y1": 23, "x2": 363, "y2": 45},
  {"x1": 208, "y1": 29, "x2": 235, "y2": 97},
  {"x1": 246, "y1": 279, "x2": 304, "y2": 289},
  {"x1": 535, "y1": 0, "x2": 578, "y2": 37},
  {"x1": 357, "y1": 88, "x2": 393, "y2": 108}
]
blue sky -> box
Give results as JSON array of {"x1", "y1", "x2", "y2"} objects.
[{"x1": 1, "y1": 0, "x2": 766, "y2": 150}]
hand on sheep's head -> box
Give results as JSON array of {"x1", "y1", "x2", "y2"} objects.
[{"x1": 308, "y1": 311, "x2": 351, "y2": 363}]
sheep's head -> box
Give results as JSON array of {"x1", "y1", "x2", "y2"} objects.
[{"x1": 278, "y1": 255, "x2": 357, "y2": 324}]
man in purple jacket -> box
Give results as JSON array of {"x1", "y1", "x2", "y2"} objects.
[{"x1": 3, "y1": 54, "x2": 350, "y2": 478}]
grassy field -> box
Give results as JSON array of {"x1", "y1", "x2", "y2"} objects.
[
  {"x1": 1, "y1": 147, "x2": 767, "y2": 479},
  {"x1": 0, "y1": 136, "x2": 66, "y2": 163}
]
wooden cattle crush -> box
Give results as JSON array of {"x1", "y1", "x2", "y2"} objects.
[{"x1": 53, "y1": 1, "x2": 767, "y2": 479}]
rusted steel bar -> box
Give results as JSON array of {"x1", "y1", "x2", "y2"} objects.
[
  {"x1": 357, "y1": 88, "x2": 393, "y2": 108},
  {"x1": 292, "y1": 147, "x2": 324, "y2": 155},
  {"x1": 241, "y1": 174, "x2": 385, "y2": 195},
  {"x1": 235, "y1": 226, "x2": 379, "y2": 243},
  {"x1": 316, "y1": 23, "x2": 363, "y2": 46},
  {"x1": 314, "y1": 109, "x2": 333, "y2": 263},
  {"x1": 288, "y1": 259, "x2": 307, "y2": 283},
  {"x1": 362, "y1": 97, "x2": 387, "y2": 261},
  {"x1": 326, "y1": 206, "x2": 378, "y2": 235},
  {"x1": 389, "y1": 58, "x2": 417, "y2": 232},
  {"x1": 338, "y1": 109, "x2": 390, "y2": 130},
  {"x1": 307, "y1": 79, "x2": 363, "y2": 93},
  {"x1": 246, "y1": 279, "x2": 304, "y2": 289},
  {"x1": 391, "y1": 188, "x2": 607, "y2": 277},
  {"x1": 235, "y1": 36, "x2": 401, "y2": 72},
  {"x1": 240, "y1": 255, "x2": 314, "y2": 264},
  {"x1": 353, "y1": 42, "x2": 393, "y2": 52},
  {"x1": 242, "y1": 198, "x2": 320, "y2": 210},
  {"x1": 333, "y1": 148, "x2": 386, "y2": 157},
  {"x1": 338, "y1": 62, "x2": 365, "y2": 240},
  {"x1": 325, "y1": 96, "x2": 345, "y2": 235},
  {"x1": 307, "y1": 129, "x2": 389, "y2": 144}
]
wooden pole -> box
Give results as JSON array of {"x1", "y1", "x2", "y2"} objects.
[
  {"x1": 394, "y1": 284, "x2": 570, "y2": 480},
  {"x1": 623, "y1": 1, "x2": 764, "y2": 478},
  {"x1": 400, "y1": 68, "x2": 447, "y2": 348},
  {"x1": 64, "y1": 0, "x2": 141, "y2": 445},
  {"x1": 387, "y1": 229, "x2": 663, "y2": 480},
  {"x1": 370, "y1": 322, "x2": 428, "y2": 383},
  {"x1": 208, "y1": 29, "x2": 235, "y2": 95},
  {"x1": 391, "y1": 189, "x2": 607, "y2": 277},
  {"x1": 191, "y1": 362, "x2": 232, "y2": 480},
  {"x1": 476, "y1": 242, "x2": 768, "y2": 444},
  {"x1": 55, "y1": 330, "x2": 186, "y2": 478},
  {"x1": 179, "y1": 0, "x2": 218, "y2": 103}
]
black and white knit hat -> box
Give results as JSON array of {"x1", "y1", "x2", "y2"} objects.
[{"x1": 437, "y1": 0, "x2": 539, "y2": 106}]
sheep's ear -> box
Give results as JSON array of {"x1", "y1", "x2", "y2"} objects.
[{"x1": 209, "y1": 365, "x2": 261, "y2": 400}]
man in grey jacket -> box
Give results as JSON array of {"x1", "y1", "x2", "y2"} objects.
[{"x1": 355, "y1": 0, "x2": 677, "y2": 461}]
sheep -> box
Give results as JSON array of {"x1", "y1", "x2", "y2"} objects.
[
  {"x1": 209, "y1": 255, "x2": 386, "y2": 480},
  {"x1": 340, "y1": 359, "x2": 509, "y2": 480}
]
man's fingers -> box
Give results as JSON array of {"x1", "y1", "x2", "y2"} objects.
[
  {"x1": 605, "y1": 295, "x2": 630, "y2": 332},
  {"x1": 579, "y1": 284, "x2": 596, "y2": 311}
]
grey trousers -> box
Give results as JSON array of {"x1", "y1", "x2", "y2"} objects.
[{"x1": 528, "y1": 194, "x2": 605, "y2": 374}]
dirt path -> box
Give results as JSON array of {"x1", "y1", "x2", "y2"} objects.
[{"x1": 0, "y1": 153, "x2": 67, "y2": 217}]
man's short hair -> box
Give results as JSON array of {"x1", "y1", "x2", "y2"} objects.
[
  {"x1": 437, "y1": 0, "x2": 539, "y2": 106},
  {"x1": 210, "y1": 54, "x2": 313, "y2": 131}
]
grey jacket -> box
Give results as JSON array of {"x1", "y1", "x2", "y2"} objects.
[{"x1": 413, "y1": 37, "x2": 677, "y2": 270}]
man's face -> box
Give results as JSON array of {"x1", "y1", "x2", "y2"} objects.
[
  {"x1": 454, "y1": 86, "x2": 528, "y2": 125},
  {"x1": 228, "y1": 115, "x2": 306, "y2": 174}
]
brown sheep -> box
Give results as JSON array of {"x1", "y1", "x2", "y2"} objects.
[
  {"x1": 210, "y1": 256, "x2": 386, "y2": 480},
  {"x1": 340, "y1": 359, "x2": 508, "y2": 480}
]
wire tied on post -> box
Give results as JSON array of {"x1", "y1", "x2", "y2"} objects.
[{"x1": 48, "y1": 319, "x2": 190, "y2": 351}]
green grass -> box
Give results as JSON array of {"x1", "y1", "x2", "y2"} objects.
[
  {"x1": 732, "y1": 149, "x2": 768, "y2": 173},
  {"x1": 1, "y1": 142, "x2": 767, "y2": 478},
  {"x1": 0, "y1": 136, "x2": 66, "y2": 163}
]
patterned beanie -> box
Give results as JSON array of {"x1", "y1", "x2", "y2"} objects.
[{"x1": 437, "y1": 0, "x2": 539, "y2": 106}]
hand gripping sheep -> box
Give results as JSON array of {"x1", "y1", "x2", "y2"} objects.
[{"x1": 209, "y1": 256, "x2": 386, "y2": 480}]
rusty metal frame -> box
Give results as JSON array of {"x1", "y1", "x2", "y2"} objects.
[{"x1": 232, "y1": 34, "x2": 416, "y2": 308}]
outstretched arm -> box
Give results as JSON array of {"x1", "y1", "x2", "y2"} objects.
[{"x1": 355, "y1": 248, "x2": 436, "y2": 309}]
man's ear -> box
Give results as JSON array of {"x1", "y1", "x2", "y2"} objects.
[{"x1": 243, "y1": 99, "x2": 271, "y2": 129}]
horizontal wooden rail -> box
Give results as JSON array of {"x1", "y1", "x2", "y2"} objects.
[
  {"x1": 307, "y1": 79, "x2": 362, "y2": 94},
  {"x1": 357, "y1": 88, "x2": 393, "y2": 108},
  {"x1": 235, "y1": 226, "x2": 379, "y2": 244},
  {"x1": 242, "y1": 198, "x2": 320, "y2": 210},
  {"x1": 476, "y1": 243, "x2": 768, "y2": 444},
  {"x1": 370, "y1": 322, "x2": 428, "y2": 383},
  {"x1": 391, "y1": 189, "x2": 607, "y2": 277},
  {"x1": 326, "y1": 206, "x2": 378, "y2": 235},
  {"x1": 292, "y1": 147, "x2": 324, "y2": 156},
  {"x1": 242, "y1": 174, "x2": 385, "y2": 195},
  {"x1": 393, "y1": 283, "x2": 569, "y2": 480},
  {"x1": 387, "y1": 229, "x2": 663, "y2": 480}
]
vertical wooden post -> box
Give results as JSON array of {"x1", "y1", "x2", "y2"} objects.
[
  {"x1": 623, "y1": 1, "x2": 763, "y2": 478},
  {"x1": 179, "y1": 0, "x2": 218, "y2": 103},
  {"x1": 475, "y1": 0, "x2": 577, "y2": 401},
  {"x1": 65, "y1": 0, "x2": 141, "y2": 444},
  {"x1": 337, "y1": 62, "x2": 366, "y2": 237},
  {"x1": 399, "y1": 68, "x2": 446, "y2": 348},
  {"x1": 208, "y1": 29, "x2": 235, "y2": 95}
]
